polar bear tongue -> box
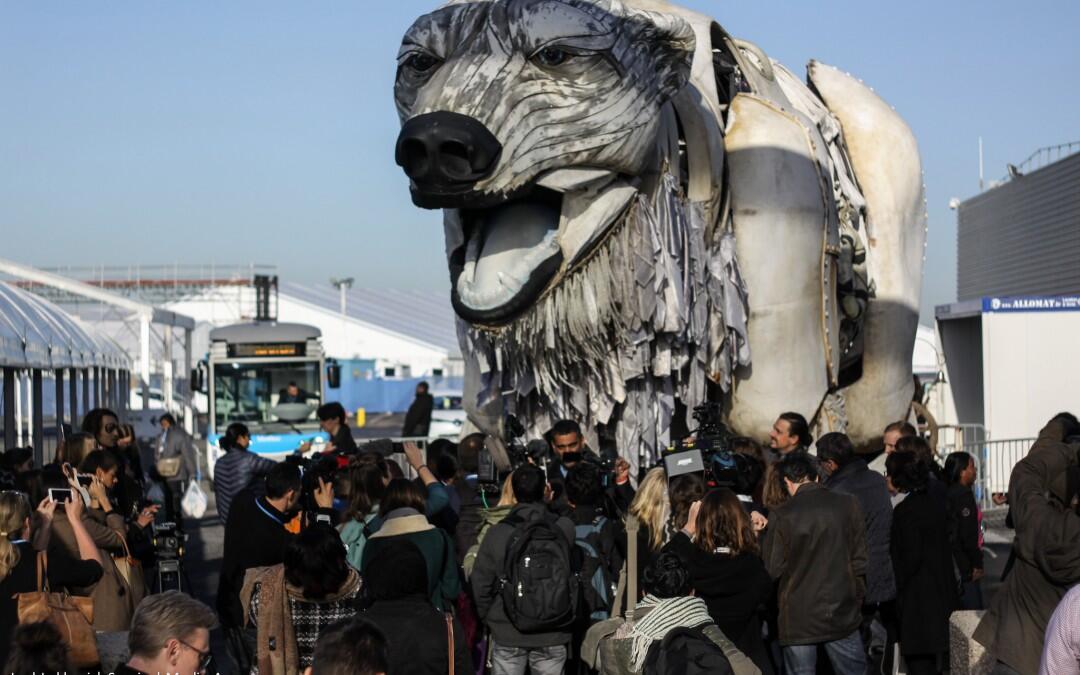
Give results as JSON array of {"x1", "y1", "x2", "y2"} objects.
[{"x1": 456, "y1": 198, "x2": 561, "y2": 313}]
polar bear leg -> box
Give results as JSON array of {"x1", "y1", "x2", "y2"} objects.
[{"x1": 808, "y1": 61, "x2": 926, "y2": 448}]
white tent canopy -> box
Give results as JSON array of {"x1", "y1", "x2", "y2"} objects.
[{"x1": 0, "y1": 283, "x2": 128, "y2": 369}]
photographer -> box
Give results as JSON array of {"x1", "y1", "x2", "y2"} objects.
[{"x1": 546, "y1": 420, "x2": 633, "y2": 517}]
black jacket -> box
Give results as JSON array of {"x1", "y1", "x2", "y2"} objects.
[
  {"x1": 945, "y1": 483, "x2": 983, "y2": 580},
  {"x1": 361, "y1": 595, "x2": 471, "y2": 675},
  {"x1": 470, "y1": 502, "x2": 575, "y2": 648},
  {"x1": 330, "y1": 424, "x2": 358, "y2": 455},
  {"x1": 402, "y1": 393, "x2": 434, "y2": 437},
  {"x1": 216, "y1": 491, "x2": 333, "y2": 628},
  {"x1": 825, "y1": 458, "x2": 896, "y2": 604},
  {"x1": 761, "y1": 482, "x2": 867, "y2": 645},
  {"x1": 891, "y1": 491, "x2": 959, "y2": 656},
  {"x1": 663, "y1": 532, "x2": 773, "y2": 674}
]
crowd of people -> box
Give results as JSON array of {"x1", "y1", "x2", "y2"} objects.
[{"x1": 0, "y1": 403, "x2": 1077, "y2": 675}]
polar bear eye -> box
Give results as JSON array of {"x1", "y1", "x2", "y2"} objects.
[
  {"x1": 404, "y1": 52, "x2": 441, "y2": 74},
  {"x1": 533, "y1": 47, "x2": 571, "y2": 68}
]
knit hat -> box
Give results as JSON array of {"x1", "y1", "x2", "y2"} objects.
[{"x1": 364, "y1": 539, "x2": 428, "y2": 601}]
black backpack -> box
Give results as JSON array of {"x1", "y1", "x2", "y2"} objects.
[
  {"x1": 643, "y1": 627, "x2": 735, "y2": 675},
  {"x1": 500, "y1": 512, "x2": 578, "y2": 633},
  {"x1": 574, "y1": 516, "x2": 616, "y2": 621}
]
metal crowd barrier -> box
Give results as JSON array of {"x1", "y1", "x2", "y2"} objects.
[{"x1": 961, "y1": 437, "x2": 1036, "y2": 510}]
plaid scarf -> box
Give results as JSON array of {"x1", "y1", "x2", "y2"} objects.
[{"x1": 629, "y1": 594, "x2": 714, "y2": 670}]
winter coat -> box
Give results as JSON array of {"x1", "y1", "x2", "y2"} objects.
[
  {"x1": 663, "y1": 532, "x2": 774, "y2": 674},
  {"x1": 891, "y1": 491, "x2": 958, "y2": 656},
  {"x1": 50, "y1": 507, "x2": 133, "y2": 632},
  {"x1": 213, "y1": 448, "x2": 276, "y2": 524},
  {"x1": 402, "y1": 393, "x2": 434, "y2": 437},
  {"x1": 360, "y1": 509, "x2": 460, "y2": 611},
  {"x1": 470, "y1": 501, "x2": 575, "y2": 648},
  {"x1": 761, "y1": 482, "x2": 867, "y2": 646},
  {"x1": 974, "y1": 419, "x2": 1080, "y2": 675},
  {"x1": 361, "y1": 595, "x2": 472, "y2": 675},
  {"x1": 217, "y1": 491, "x2": 335, "y2": 629},
  {"x1": 825, "y1": 458, "x2": 897, "y2": 603},
  {"x1": 156, "y1": 425, "x2": 199, "y2": 483},
  {"x1": 945, "y1": 482, "x2": 983, "y2": 581}
]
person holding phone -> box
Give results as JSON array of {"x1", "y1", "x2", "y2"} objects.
[
  {"x1": 43, "y1": 465, "x2": 135, "y2": 631},
  {"x1": 0, "y1": 490, "x2": 104, "y2": 668}
]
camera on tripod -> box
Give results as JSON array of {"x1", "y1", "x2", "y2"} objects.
[
  {"x1": 152, "y1": 522, "x2": 187, "y2": 559},
  {"x1": 151, "y1": 522, "x2": 189, "y2": 593}
]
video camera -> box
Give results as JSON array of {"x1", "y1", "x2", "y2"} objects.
[
  {"x1": 151, "y1": 521, "x2": 187, "y2": 559},
  {"x1": 477, "y1": 415, "x2": 549, "y2": 488},
  {"x1": 660, "y1": 402, "x2": 759, "y2": 495},
  {"x1": 151, "y1": 521, "x2": 189, "y2": 593}
]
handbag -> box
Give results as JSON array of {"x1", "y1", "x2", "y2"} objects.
[
  {"x1": 156, "y1": 455, "x2": 181, "y2": 478},
  {"x1": 583, "y1": 515, "x2": 640, "y2": 675},
  {"x1": 112, "y1": 529, "x2": 145, "y2": 607},
  {"x1": 16, "y1": 552, "x2": 100, "y2": 668}
]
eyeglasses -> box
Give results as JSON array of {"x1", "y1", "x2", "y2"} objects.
[
  {"x1": 104, "y1": 423, "x2": 119, "y2": 433},
  {"x1": 177, "y1": 638, "x2": 213, "y2": 671}
]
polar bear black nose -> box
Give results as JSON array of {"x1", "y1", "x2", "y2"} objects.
[{"x1": 395, "y1": 111, "x2": 502, "y2": 204}]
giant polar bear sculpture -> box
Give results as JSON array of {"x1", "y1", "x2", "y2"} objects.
[{"x1": 393, "y1": 0, "x2": 926, "y2": 471}]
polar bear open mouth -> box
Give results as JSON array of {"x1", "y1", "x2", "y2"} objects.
[
  {"x1": 449, "y1": 187, "x2": 564, "y2": 325},
  {"x1": 446, "y1": 168, "x2": 637, "y2": 326}
]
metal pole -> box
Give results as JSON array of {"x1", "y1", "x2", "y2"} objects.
[
  {"x1": 69, "y1": 367, "x2": 78, "y2": 428},
  {"x1": 2, "y1": 368, "x2": 15, "y2": 450},
  {"x1": 31, "y1": 370, "x2": 43, "y2": 463},
  {"x1": 55, "y1": 368, "x2": 65, "y2": 433},
  {"x1": 140, "y1": 316, "x2": 151, "y2": 410},
  {"x1": 183, "y1": 327, "x2": 194, "y2": 436},
  {"x1": 163, "y1": 325, "x2": 174, "y2": 413},
  {"x1": 82, "y1": 368, "x2": 90, "y2": 415},
  {"x1": 15, "y1": 373, "x2": 23, "y2": 446}
]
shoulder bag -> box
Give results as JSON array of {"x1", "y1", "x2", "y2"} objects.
[{"x1": 16, "y1": 552, "x2": 100, "y2": 668}]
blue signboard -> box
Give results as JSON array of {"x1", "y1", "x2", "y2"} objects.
[{"x1": 983, "y1": 296, "x2": 1080, "y2": 313}]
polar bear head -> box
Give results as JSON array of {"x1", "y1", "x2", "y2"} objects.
[{"x1": 394, "y1": 0, "x2": 694, "y2": 324}]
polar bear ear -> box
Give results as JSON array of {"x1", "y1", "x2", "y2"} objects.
[{"x1": 624, "y1": 9, "x2": 696, "y2": 102}]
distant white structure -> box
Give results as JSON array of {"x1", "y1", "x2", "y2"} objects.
[{"x1": 164, "y1": 282, "x2": 462, "y2": 380}]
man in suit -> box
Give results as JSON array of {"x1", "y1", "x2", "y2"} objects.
[{"x1": 156, "y1": 413, "x2": 199, "y2": 529}]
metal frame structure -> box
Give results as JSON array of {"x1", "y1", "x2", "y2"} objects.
[{"x1": 0, "y1": 258, "x2": 196, "y2": 437}]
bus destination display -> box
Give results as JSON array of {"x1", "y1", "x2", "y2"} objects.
[{"x1": 227, "y1": 342, "x2": 307, "y2": 358}]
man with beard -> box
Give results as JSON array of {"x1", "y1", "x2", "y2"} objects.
[{"x1": 217, "y1": 462, "x2": 335, "y2": 672}]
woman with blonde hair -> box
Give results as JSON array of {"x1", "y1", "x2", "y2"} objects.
[
  {"x1": 665, "y1": 488, "x2": 774, "y2": 673},
  {"x1": 0, "y1": 490, "x2": 104, "y2": 667},
  {"x1": 628, "y1": 467, "x2": 671, "y2": 583}
]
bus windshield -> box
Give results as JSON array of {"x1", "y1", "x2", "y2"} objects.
[{"x1": 213, "y1": 361, "x2": 322, "y2": 433}]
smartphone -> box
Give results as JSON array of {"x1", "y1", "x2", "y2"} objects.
[{"x1": 48, "y1": 488, "x2": 73, "y2": 503}]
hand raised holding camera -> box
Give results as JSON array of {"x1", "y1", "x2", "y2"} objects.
[{"x1": 314, "y1": 476, "x2": 335, "y2": 509}]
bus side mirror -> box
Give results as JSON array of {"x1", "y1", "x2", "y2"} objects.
[
  {"x1": 191, "y1": 366, "x2": 206, "y2": 393},
  {"x1": 327, "y1": 362, "x2": 341, "y2": 389}
]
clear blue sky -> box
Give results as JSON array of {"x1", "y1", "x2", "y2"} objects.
[{"x1": 2, "y1": 1, "x2": 1078, "y2": 323}]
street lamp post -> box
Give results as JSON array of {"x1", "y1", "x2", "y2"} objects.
[{"x1": 330, "y1": 277, "x2": 354, "y2": 356}]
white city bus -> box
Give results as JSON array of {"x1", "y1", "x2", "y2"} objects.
[{"x1": 203, "y1": 322, "x2": 338, "y2": 478}]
